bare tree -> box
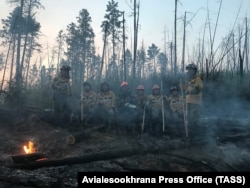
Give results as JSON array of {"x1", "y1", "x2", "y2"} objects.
[
  {"x1": 133, "y1": 0, "x2": 140, "y2": 82},
  {"x1": 174, "y1": 0, "x2": 177, "y2": 77}
]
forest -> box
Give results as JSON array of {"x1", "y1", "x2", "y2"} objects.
[
  {"x1": 0, "y1": 0, "x2": 249, "y2": 109},
  {"x1": 0, "y1": 0, "x2": 250, "y2": 187}
]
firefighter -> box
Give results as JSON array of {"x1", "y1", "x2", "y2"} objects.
[
  {"x1": 116, "y1": 81, "x2": 137, "y2": 134},
  {"x1": 147, "y1": 84, "x2": 169, "y2": 137},
  {"x1": 80, "y1": 82, "x2": 97, "y2": 126},
  {"x1": 167, "y1": 85, "x2": 185, "y2": 137},
  {"x1": 96, "y1": 81, "x2": 116, "y2": 130},
  {"x1": 116, "y1": 81, "x2": 136, "y2": 108},
  {"x1": 181, "y1": 63, "x2": 204, "y2": 141},
  {"x1": 51, "y1": 65, "x2": 72, "y2": 123},
  {"x1": 168, "y1": 86, "x2": 184, "y2": 121}
]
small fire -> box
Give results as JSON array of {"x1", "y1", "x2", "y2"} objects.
[{"x1": 23, "y1": 141, "x2": 35, "y2": 154}]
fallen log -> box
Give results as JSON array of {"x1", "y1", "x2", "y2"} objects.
[
  {"x1": 6, "y1": 140, "x2": 238, "y2": 171},
  {"x1": 7, "y1": 140, "x2": 184, "y2": 170},
  {"x1": 9, "y1": 153, "x2": 47, "y2": 164},
  {"x1": 8, "y1": 147, "x2": 141, "y2": 170},
  {"x1": 66, "y1": 124, "x2": 106, "y2": 145}
]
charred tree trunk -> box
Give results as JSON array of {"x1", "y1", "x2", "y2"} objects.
[
  {"x1": 1, "y1": 38, "x2": 12, "y2": 90},
  {"x1": 8, "y1": 147, "x2": 143, "y2": 170},
  {"x1": 174, "y1": 0, "x2": 177, "y2": 77},
  {"x1": 181, "y1": 11, "x2": 186, "y2": 74},
  {"x1": 10, "y1": 153, "x2": 46, "y2": 164},
  {"x1": 122, "y1": 11, "x2": 126, "y2": 81},
  {"x1": 7, "y1": 142, "x2": 187, "y2": 170},
  {"x1": 15, "y1": 0, "x2": 25, "y2": 105},
  {"x1": 239, "y1": 48, "x2": 244, "y2": 78}
]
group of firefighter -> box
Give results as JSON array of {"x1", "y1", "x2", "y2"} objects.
[{"x1": 51, "y1": 63, "x2": 203, "y2": 141}]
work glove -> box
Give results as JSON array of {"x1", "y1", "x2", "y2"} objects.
[{"x1": 124, "y1": 103, "x2": 136, "y2": 109}]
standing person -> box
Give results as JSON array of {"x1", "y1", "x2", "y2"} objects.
[
  {"x1": 117, "y1": 81, "x2": 136, "y2": 108},
  {"x1": 80, "y1": 81, "x2": 97, "y2": 126},
  {"x1": 167, "y1": 85, "x2": 185, "y2": 137},
  {"x1": 181, "y1": 63, "x2": 203, "y2": 141},
  {"x1": 51, "y1": 65, "x2": 72, "y2": 123},
  {"x1": 116, "y1": 81, "x2": 137, "y2": 134},
  {"x1": 96, "y1": 81, "x2": 116, "y2": 130},
  {"x1": 168, "y1": 86, "x2": 184, "y2": 119},
  {"x1": 147, "y1": 84, "x2": 169, "y2": 137}
]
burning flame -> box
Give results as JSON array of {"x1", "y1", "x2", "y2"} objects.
[{"x1": 23, "y1": 141, "x2": 35, "y2": 154}]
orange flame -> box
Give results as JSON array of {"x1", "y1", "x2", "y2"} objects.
[{"x1": 23, "y1": 141, "x2": 35, "y2": 154}]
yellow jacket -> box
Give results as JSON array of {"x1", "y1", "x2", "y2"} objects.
[
  {"x1": 80, "y1": 90, "x2": 97, "y2": 108},
  {"x1": 168, "y1": 95, "x2": 184, "y2": 113},
  {"x1": 51, "y1": 74, "x2": 71, "y2": 95},
  {"x1": 135, "y1": 95, "x2": 148, "y2": 109},
  {"x1": 96, "y1": 91, "x2": 116, "y2": 109},
  {"x1": 147, "y1": 94, "x2": 168, "y2": 110},
  {"x1": 185, "y1": 74, "x2": 203, "y2": 104}
]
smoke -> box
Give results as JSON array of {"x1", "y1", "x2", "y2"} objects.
[
  {"x1": 202, "y1": 80, "x2": 250, "y2": 118},
  {"x1": 187, "y1": 78, "x2": 250, "y2": 167}
]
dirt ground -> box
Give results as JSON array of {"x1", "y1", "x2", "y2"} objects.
[{"x1": 0, "y1": 109, "x2": 250, "y2": 187}]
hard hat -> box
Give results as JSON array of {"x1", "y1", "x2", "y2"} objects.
[
  {"x1": 137, "y1": 85, "x2": 144, "y2": 90},
  {"x1": 120, "y1": 81, "x2": 128, "y2": 87},
  {"x1": 186, "y1": 63, "x2": 197, "y2": 71},
  {"x1": 152, "y1": 84, "x2": 160, "y2": 90}
]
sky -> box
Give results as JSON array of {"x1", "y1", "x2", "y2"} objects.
[{"x1": 0, "y1": 0, "x2": 250, "y2": 61}]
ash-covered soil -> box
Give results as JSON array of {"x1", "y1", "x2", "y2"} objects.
[{"x1": 0, "y1": 109, "x2": 250, "y2": 187}]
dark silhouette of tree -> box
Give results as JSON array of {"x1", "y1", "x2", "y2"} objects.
[
  {"x1": 147, "y1": 43, "x2": 160, "y2": 75},
  {"x1": 65, "y1": 9, "x2": 95, "y2": 96},
  {"x1": 55, "y1": 30, "x2": 66, "y2": 73},
  {"x1": 157, "y1": 52, "x2": 168, "y2": 76},
  {"x1": 101, "y1": 0, "x2": 122, "y2": 79},
  {"x1": 0, "y1": 0, "x2": 43, "y2": 106}
]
